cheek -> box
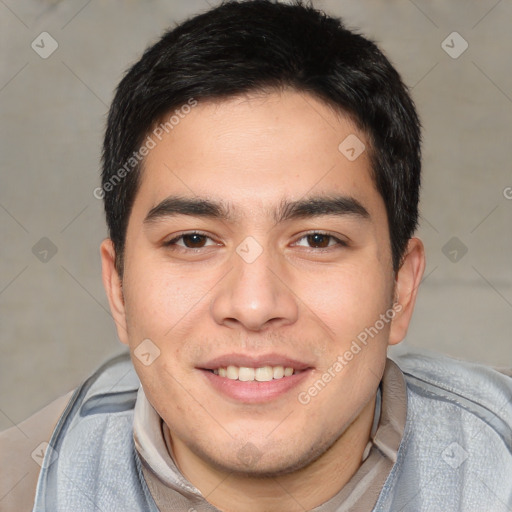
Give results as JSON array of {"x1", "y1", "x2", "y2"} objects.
[
  {"x1": 135, "y1": 355, "x2": 202, "y2": 437},
  {"x1": 123, "y1": 257, "x2": 212, "y2": 340},
  {"x1": 298, "y1": 263, "x2": 392, "y2": 340}
]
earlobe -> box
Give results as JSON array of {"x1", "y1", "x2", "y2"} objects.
[
  {"x1": 388, "y1": 237, "x2": 426, "y2": 346},
  {"x1": 100, "y1": 239, "x2": 129, "y2": 345}
]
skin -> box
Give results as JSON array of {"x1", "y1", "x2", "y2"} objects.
[{"x1": 101, "y1": 89, "x2": 425, "y2": 511}]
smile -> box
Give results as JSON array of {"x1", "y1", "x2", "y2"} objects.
[{"x1": 211, "y1": 365, "x2": 298, "y2": 381}]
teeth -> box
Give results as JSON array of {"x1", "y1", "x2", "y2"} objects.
[
  {"x1": 226, "y1": 365, "x2": 239, "y2": 380},
  {"x1": 273, "y1": 366, "x2": 284, "y2": 379},
  {"x1": 239, "y1": 367, "x2": 255, "y2": 381},
  {"x1": 214, "y1": 365, "x2": 296, "y2": 381},
  {"x1": 255, "y1": 366, "x2": 273, "y2": 382}
]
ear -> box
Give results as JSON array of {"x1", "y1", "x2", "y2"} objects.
[
  {"x1": 100, "y1": 239, "x2": 129, "y2": 345},
  {"x1": 388, "y1": 237, "x2": 426, "y2": 346}
]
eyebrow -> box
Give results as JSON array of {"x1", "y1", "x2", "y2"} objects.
[
  {"x1": 144, "y1": 196, "x2": 232, "y2": 224},
  {"x1": 143, "y1": 194, "x2": 370, "y2": 225},
  {"x1": 275, "y1": 195, "x2": 370, "y2": 223}
]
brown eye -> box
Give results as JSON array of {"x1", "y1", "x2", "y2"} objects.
[
  {"x1": 180, "y1": 234, "x2": 208, "y2": 248},
  {"x1": 294, "y1": 232, "x2": 347, "y2": 249},
  {"x1": 306, "y1": 233, "x2": 331, "y2": 248},
  {"x1": 165, "y1": 232, "x2": 216, "y2": 249}
]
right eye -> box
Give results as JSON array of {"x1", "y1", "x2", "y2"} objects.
[{"x1": 163, "y1": 231, "x2": 219, "y2": 250}]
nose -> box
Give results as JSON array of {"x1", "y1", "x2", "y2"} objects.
[{"x1": 210, "y1": 245, "x2": 299, "y2": 332}]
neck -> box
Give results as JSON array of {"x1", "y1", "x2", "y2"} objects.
[{"x1": 168, "y1": 394, "x2": 377, "y2": 512}]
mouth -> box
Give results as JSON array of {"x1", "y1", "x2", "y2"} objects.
[
  {"x1": 209, "y1": 365, "x2": 300, "y2": 381},
  {"x1": 198, "y1": 355, "x2": 313, "y2": 403}
]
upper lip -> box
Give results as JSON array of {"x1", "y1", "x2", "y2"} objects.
[{"x1": 199, "y1": 353, "x2": 312, "y2": 371}]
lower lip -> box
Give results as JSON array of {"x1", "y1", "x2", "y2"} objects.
[{"x1": 200, "y1": 369, "x2": 312, "y2": 403}]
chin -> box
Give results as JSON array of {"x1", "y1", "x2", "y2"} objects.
[{"x1": 191, "y1": 431, "x2": 339, "y2": 478}]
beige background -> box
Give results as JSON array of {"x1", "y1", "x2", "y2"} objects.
[{"x1": 1, "y1": 0, "x2": 511, "y2": 432}]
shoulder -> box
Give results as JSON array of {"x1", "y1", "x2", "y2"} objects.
[
  {"x1": 384, "y1": 348, "x2": 512, "y2": 509},
  {"x1": 0, "y1": 390, "x2": 74, "y2": 512},
  {"x1": 391, "y1": 347, "x2": 512, "y2": 427},
  {"x1": 0, "y1": 351, "x2": 136, "y2": 512},
  {"x1": 31, "y1": 352, "x2": 145, "y2": 512}
]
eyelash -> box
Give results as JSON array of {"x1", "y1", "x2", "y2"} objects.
[
  {"x1": 163, "y1": 231, "x2": 348, "y2": 251},
  {"x1": 164, "y1": 231, "x2": 218, "y2": 250},
  {"x1": 294, "y1": 232, "x2": 348, "y2": 249}
]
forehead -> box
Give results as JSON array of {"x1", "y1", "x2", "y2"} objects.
[{"x1": 133, "y1": 90, "x2": 384, "y2": 221}]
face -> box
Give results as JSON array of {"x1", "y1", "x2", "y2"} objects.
[{"x1": 102, "y1": 90, "x2": 421, "y2": 478}]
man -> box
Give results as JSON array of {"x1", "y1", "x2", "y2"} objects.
[{"x1": 1, "y1": 1, "x2": 511, "y2": 510}]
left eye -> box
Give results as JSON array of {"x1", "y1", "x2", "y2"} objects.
[
  {"x1": 166, "y1": 233, "x2": 216, "y2": 249},
  {"x1": 294, "y1": 233, "x2": 345, "y2": 249}
]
